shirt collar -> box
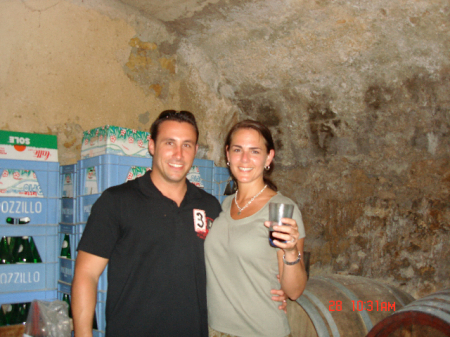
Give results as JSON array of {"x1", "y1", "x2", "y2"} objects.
[{"x1": 138, "y1": 170, "x2": 202, "y2": 200}]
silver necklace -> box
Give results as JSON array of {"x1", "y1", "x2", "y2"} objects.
[{"x1": 234, "y1": 185, "x2": 267, "y2": 215}]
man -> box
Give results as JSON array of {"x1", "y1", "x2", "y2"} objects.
[{"x1": 72, "y1": 110, "x2": 286, "y2": 336}]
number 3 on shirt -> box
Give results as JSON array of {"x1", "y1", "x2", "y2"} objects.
[{"x1": 193, "y1": 209, "x2": 207, "y2": 234}]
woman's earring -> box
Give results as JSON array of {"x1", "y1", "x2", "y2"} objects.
[
  {"x1": 264, "y1": 165, "x2": 270, "y2": 171},
  {"x1": 227, "y1": 162, "x2": 230, "y2": 166}
]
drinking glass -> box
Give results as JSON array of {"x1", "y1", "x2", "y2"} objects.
[{"x1": 268, "y1": 203, "x2": 294, "y2": 247}]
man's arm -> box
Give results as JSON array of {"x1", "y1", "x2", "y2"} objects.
[{"x1": 72, "y1": 250, "x2": 109, "y2": 337}]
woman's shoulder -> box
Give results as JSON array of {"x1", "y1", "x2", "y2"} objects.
[
  {"x1": 271, "y1": 192, "x2": 297, "y2": 205},
  {"x1": 221, "y1": 194, "x2": 235, "y2": 209}
]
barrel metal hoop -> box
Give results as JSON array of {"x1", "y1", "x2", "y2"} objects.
[
  {"x1": 402, "y1": 294, "x2": 450, "y2": 309},
  {"x1": 316, "y1": 277, "x2": 373, "y2": 331},
  {"x1": 397, "y1": 301, "x2": 450, "y2": 323},
  {"x1": 304, "y1": 289, "x2": 341, "y2": 337},
  {"x1": 297, "y1": 290, "x2": 331, "y2": 337},
  {"x1": 369, "y1": 279, "x2": 408, "y2": 306}
]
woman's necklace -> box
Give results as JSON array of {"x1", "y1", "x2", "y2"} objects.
[{"x1": 234, "y1": 185, "x2": 267, "y2": 215}]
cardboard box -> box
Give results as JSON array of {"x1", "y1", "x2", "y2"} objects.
[
  {"x1": 0, "y1": 130, "x2": 58, "y2": 162},
  {"x1": 81, "y1": 126, "x2": 150, "y2": 159}
]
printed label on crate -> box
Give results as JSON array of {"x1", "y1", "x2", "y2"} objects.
[
  {"x1": 81, "y1": 125, "x2": 151, "y2": 159},
  {"x1": 84, "y1": 167, "x2": 98, "y2": 195},
  {"x1": 62, "y1": 173, "x2": 74, "y2": 198},
  {"x1": 0, "y1": 130, "x2": 58, "y2": 162},
  {"x1": 0, "y1": 169, "x2": 43, "y2": 198},
  {"x1": 125, "y1": 166, "x2": 151, "y2": 182},
  {"x1": 187, "y1": 166, "x2": 204, "y2": 189},
  {"x1": 59, "y1": 258, "x2": 75, "y2": 284}
]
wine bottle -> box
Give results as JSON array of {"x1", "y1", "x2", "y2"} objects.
[
  {"x1": 60, "y1": 234, "x2": 71, "y2": 259},
  {"x1": 29, "y1": 236, "x2": 42, "y2": 263},
  {"x1": 0, "y1": 236, "x2": 13, "y2": 264}
]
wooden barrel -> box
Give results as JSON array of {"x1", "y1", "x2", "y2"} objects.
[
  {"x1": 287, "y1": 275, "x2": 415, "y2": 337},
  {"x1": 366, "y1": 288, "x2": 450, "y2": 337}
]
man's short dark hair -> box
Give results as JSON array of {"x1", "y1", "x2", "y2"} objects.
[{"x1": 150, "y1": 110, "x2": 199, "y2": 143}]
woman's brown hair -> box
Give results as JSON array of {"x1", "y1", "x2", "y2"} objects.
[{"x1": 224, "y1": 120, "x2": 277, "y2": 192}]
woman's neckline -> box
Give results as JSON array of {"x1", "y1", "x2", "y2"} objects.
[{"x1": 228, "y1": 192, "x2": 280, "y2": 222}]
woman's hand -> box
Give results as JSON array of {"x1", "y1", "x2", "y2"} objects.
[{"x1": 264, "y1": 218, "x2": 299, "y2": 252}]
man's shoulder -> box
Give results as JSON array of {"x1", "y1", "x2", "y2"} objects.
[
  {"x1": 102, "y1": 177, "x2": 140, "y2": 197},
  {"x1": 189, "y1": 183, "x2": 221, "y2": 209}
]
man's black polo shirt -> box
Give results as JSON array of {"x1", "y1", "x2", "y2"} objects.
[{"x1": 77, "y1": 170, "x2": 222, "y2": 336}]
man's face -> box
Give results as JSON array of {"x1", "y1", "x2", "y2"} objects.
[{"x1": 148, "y1": 120, "x2": 198, "y2": 187}]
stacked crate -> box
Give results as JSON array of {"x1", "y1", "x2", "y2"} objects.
[
  {"x1": 0, "y1": 159, "x2": 59, "y2": 306},
  {"x1": 57, "y1": 164, "x2": 78, "y2": 329},
  {"x1": 213, "y1": 165, "x2": 232, "y2": 204}
]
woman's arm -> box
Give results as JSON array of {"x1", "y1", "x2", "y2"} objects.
[{"x1": 266, "y1": 219, "x2": 307, "y2": 300}]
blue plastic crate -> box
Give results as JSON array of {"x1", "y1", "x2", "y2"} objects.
[
  {"x1": 97, "y1": 290, "x2": 107, "y2": 303},
  {"x1": 60, "y1": 164, "x2": 77, "y2": 198},
  {"x1": 59, "y1": 257, "x2": 75, "y2": 284},
  {"x1": 0, "y1": 197, "x2": 59, "y2": 225},
  {"x1": 0, "y1": 159, "x2": 60, "y2": 198},
  {"x1": 61, "y1": 198, "x2": 77, "y2": 224},
  {"x1": 95, "y1": 300, "x2": 106, "y2": 332},
  {"x1": 97, "y1": 266, "x2": 108, "y2": 292},
  {"x1": 0, "y1": 225, "x2": 58, "y2": 263},
  {"x1": 60, "y1": 223, "x2": 85, "y2": 235},
  {"x1": 0, "y1": 289, "x2": 57, "y2": 305},
  {"x1": 77, "y1": 155, "x2": 153, "y2": 196},
  {"x1": 212, "y1": 165, "x2": 231, "y2": 203},
  {"x1": 0, "y1": 262, "x2": 57, "y2": 294},
  {"x1": 77, "y1": 194, "x2": 101, "y2": 223},
  {"x1": 93, "y1": 330, "x2": 105, "y2": 337},
  {"x1": 58, "y1": 280, "x2": 71, "y2": 295}
]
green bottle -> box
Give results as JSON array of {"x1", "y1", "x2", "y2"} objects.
[
  {"x1": 0, "y1": 236, "x2": 13, "y2": 264},
  {"x1": 29, "y1": 237, "x2": 42, "y2": 263},
  {"x1": 3, "y1": 304, "x2": 13, "y2": 325},
  {"x1": 62, "y1": 294, "x2": 73, "y2": 318},
  {"x1": 16, "y1": 303, "x2": 30, "y2": 324},
  {"x1": 13, "y1": 237, "x2": 34, "y2": 263},
  {"x1": 0, "y1": 305, "x2": 7, "y2": 326},
  {"x1": 7, "y1": 237, "x2": 16, "y2": 256},
  {"x1": 10, "y1": 303, "x2": 29, "y2": 325},
  {"x1": 60, "y1": 234, "x2": 71, "y2": 259}
]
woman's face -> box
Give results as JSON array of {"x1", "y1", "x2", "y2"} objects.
[{"x1": 226, "y1": 128, "x2": 274, "y2": 186}]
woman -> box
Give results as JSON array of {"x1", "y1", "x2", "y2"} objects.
[{"x1": 205, "y1": 120, "x2": 307, "y2": 337}]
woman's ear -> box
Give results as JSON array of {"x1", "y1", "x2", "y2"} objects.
[{"x1": 265, "y1": 149, "x2": 275, "y2": 167}]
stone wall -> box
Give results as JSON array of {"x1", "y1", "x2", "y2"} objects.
[
  {"x1": 1, "y1": 0, "x2": 449, "y2": 298},
  {"x1": 174, "y1": 0, "x2": 450, "y2": 298}
]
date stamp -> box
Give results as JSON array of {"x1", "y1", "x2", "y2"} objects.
[{"x1": 329, "y1": 300, "x2": 396, "y2": 312}]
